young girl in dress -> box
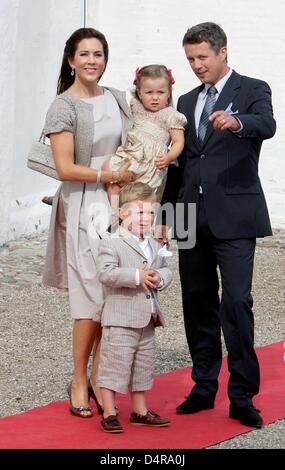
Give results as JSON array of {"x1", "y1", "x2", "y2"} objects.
[{"x1": 103, "y1": 64, "x2": 187, "y2": 202}]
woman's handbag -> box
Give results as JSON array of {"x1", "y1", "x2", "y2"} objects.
[{"x1": 27, "y1": 131, "x2": 59, "y2": 180}]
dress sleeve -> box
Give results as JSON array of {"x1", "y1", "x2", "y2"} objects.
[
  {"x1": 43, "y1": 97, "x2": 76, "y2": 137},
  {"x1": 166, "y1": 107, "x2": 187, "y2": 130}
]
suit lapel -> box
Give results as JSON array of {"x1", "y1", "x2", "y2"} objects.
[
  {"x1": 185, "y1": 86, "x2": 202, "y2": 150},
  {"x1": 122, "y1": 237, "x2": 147, "y2": 260},
  {"x1": 117, "y1": 227, "x2": 146, "y2": 260},
  {"x1": 201, "y1": 71, "x2": 241, "y2": 147}
]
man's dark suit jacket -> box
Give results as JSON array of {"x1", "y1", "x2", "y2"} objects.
[{"x1": 165, "y1": 70, "x2": 276, "y2": 239}]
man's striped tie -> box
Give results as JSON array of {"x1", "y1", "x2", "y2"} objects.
[{"x1": 198, "y1": 86, "x2": 217, "y2": 144}]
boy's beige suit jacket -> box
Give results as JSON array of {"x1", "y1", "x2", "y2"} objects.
[{"x1": 96, "y1": 229, "x2": 173, "y2": 328}]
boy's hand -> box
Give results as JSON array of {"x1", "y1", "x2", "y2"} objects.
[
  {"x1": 147, "y1": 270, "x2": 161, "y2": 288},
  {"x1": 139, "y1": 263, "x2": 157, "y2": 292}
]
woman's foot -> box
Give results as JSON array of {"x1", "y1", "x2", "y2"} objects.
[
  {"x1": 68, "y1": 381, "x2": 93, "y2": 418},
  {"x1": 89, "y1": 380, "x2": 120, "y2": 415},
  {"x1": 88, "y1": 380, "x2": 104, "y2": 414}
]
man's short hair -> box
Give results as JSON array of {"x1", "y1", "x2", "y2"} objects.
[{"x1": 183, "y1": 22, "x2": 227, "y2": 54}]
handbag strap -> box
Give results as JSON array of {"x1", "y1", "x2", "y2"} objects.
[{"x1": 39, "y1": 131, "x2": 46, "y2": 143}]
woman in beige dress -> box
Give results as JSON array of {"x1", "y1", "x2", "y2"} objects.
[{"x1": 42, "y1": 28, "x2": 134, "y2": 417}]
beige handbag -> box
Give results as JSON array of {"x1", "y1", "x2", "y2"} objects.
[{"x1": 27, "y1": 131, "x2": 59, "y2": 180}]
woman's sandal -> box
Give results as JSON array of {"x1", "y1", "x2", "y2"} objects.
[
  {"x1": 88, "y1": 380, "x2": 104, "y2": 415},
  {"x1": 88, "y1": 380, "x2": 119, "y2": 416},
  {"x1": 67, "y1": 383, "x2": 93, "y2": 418}
]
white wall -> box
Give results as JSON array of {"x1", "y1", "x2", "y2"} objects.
[
  {"x1": 1, "y1": 0, "x2": 284, "y2": 245},
  {"x1": 0, "y1": 0, "x2": 84, "y2": 244}
]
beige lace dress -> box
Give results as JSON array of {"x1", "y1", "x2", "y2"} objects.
[{"x1": 110, "y1": 98, "x2": 187, "y2": 194}]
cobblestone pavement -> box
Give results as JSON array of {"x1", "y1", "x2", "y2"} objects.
[{"x1": 0, "y1": 229, "x2": 284, "y2": 449}]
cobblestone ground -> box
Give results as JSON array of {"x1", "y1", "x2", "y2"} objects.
[{"x1": 0, "y1": 229, "x2": 284, "y2": 448}]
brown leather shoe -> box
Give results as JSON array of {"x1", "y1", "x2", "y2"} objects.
[
  {"x1": 101, "y1": 415, "x2": 123, "y2": 433},
  {"x1": 130, "y1": 410, "x2": 170, "y2": 427}
]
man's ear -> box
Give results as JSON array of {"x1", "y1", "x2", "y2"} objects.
[{"x1": 219, "y1": 46, "x2": 227, "y2": 62}]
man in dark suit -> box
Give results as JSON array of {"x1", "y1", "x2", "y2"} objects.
[{"x1": 167, "y1": 22, "x2": 276, "y2": 428}]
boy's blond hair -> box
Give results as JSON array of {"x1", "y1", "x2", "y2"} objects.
[{"x1": 119, "y1": 182, "x2": 156, "y2": 207}]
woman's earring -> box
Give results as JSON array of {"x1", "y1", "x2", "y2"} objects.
[{"x1": 71, "y1": 68, "x2": 75, "y2": 76}]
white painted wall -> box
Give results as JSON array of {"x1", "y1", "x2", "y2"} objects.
[
  {"x1": 0, "y1": 0, "x2": 84, "y2": 244},
  {"x1": 1, "y1": 0, "x2": 284, "y2": 245}
]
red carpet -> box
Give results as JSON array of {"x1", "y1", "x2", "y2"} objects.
[{"x1": 0, "y1": 341, "x2": 284, "y2": 449}]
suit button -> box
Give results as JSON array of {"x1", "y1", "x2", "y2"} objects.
[
  {"x1": 146, "y1": 294, "x2": 151, "y2": 299},
  {"x1": 200, "y1": 154, "x2": 206, "y2": 159}
]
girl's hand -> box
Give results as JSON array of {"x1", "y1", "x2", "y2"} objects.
[{"x1": 154, "y1": 154, "x2": 170, "y2": 170}]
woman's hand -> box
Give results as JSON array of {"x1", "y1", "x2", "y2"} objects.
[{"x1": 118, "y1": 160, "x2": 135, "y2": 184}]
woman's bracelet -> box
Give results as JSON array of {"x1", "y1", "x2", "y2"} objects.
[{"x1": 97, "y1": 169, "x2": 101, "y2": 183}]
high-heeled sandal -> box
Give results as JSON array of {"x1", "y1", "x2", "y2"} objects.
[
  {"x1": 67, "y1": 383, "x2": 93, "y2": 418},
  {"x1": 88, "y1": 380, "x2": 104, "y2": 415},
  {"x1": 88, "y1": 380, "x2": 119, "y2": 415}
]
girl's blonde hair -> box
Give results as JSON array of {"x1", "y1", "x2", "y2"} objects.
[{"x1": 133, "y1": 64, "x2": 174, "y2": 106}]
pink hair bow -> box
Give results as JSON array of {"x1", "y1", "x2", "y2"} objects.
[
  {"x1": 168, "y1": 68, "x2": 175, "y2": 85},
  {"x1": 133, "y1": 67, "x2": 140, "y2": 84}
]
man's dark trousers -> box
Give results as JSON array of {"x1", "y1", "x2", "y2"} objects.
[{"x1": 178, "y1": 195, "x2": 259, "y2": 406}]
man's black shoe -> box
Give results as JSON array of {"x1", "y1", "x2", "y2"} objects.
[
  {"x1": 176, "y1": 394, "x2": 215, "y2": 414},
  {"x1": 229, "y1": 404, "x2": 263, "y2": 428}
]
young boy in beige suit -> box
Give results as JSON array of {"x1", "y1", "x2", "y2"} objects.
[{"x1": 96, "y1": 182, "x2": 173, "y2": 433}]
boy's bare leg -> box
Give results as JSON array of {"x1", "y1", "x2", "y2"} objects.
[
  {"x1": 101, "y1": 387, "x2": 117, "y2": 418},
  {"x1": 131, "y1": 391, "x2": 148, "y2": 415}
]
